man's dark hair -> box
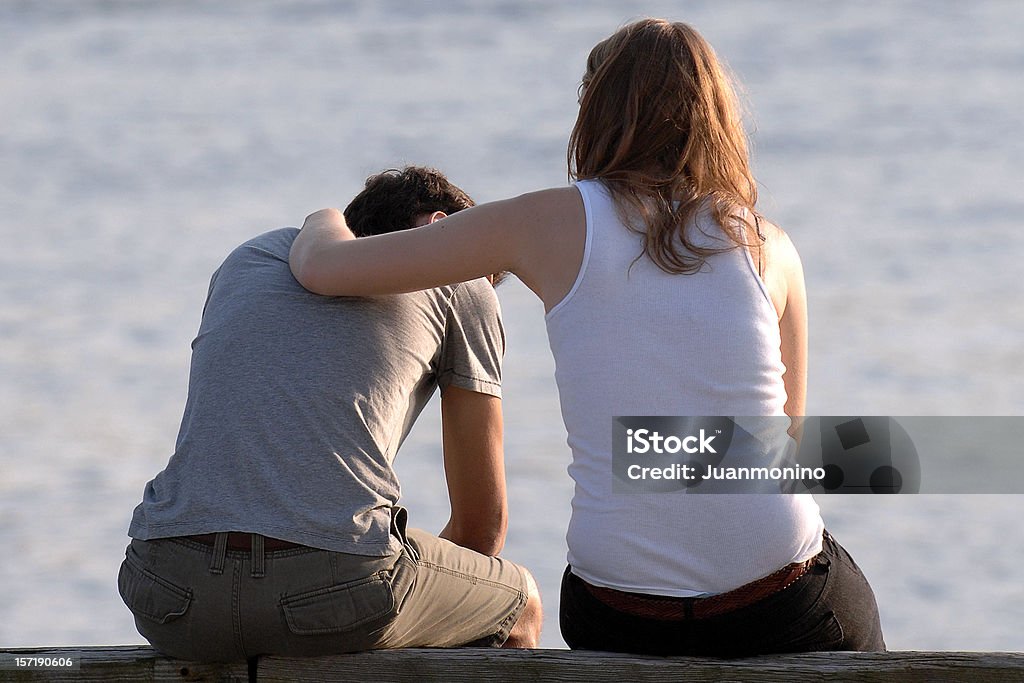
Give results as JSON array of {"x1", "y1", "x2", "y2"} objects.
[{"x1": 344, "y1": 166, "x2": 475, "y2": 237}]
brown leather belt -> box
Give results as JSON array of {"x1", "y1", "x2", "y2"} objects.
[
  {"x1": 583, "y1": 557, "x2": 815, "y2": 620},
  {"x1": 187, "y1": 532, "x2": 305, "y2": 552}
]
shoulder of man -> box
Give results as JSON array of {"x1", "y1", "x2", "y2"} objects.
[
  {"x1": 209, "y1": 228, "x2": 300, "y2": 277},
  {"x1": 444, "y1": 278, "x2": 504, "y2": 343},
  {"x1": 240, "y1": 227, "x2": 300, "y2": 256},
  {"x1": 447, "y1": 277, "x2": 501, "y2": 314},
  {"x1": 435, "y1": 277, "x2": 505, "y2": 397}
]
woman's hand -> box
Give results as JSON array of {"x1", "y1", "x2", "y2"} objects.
[
  {"x1": 303, "y1": 208, "x2": 353, "y2": 238},
  {"x1": 289, "y1": 208, "x2": 354, "y2": 293}
]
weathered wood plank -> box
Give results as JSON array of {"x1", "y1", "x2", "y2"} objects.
[
  {"x1": 3, "y1": 646, "x2": 1023, "y2": 682},
  {"x1": 257, "y1": 648, "x2": 1024, "y2": 683},
  {"x1": 0, "y1": 646, "x2": 247, "y2": 682}
]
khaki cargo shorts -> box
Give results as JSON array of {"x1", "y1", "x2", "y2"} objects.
[{"x1": 118, "y1": 520, "x2": 528, "y2": 661}]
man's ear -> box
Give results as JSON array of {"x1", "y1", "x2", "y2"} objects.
[{"x1": 427, "y1": 211, "x2": 447, "y2": 224}]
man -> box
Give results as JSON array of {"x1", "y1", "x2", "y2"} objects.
[{"x1": 118, "y1": 167, "x2": 541, "y2": 661}]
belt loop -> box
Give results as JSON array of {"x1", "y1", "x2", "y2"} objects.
[
  {"x1": 209, "y1": 532, "x2": 228, "y2": 574},
  {"x1": 684, "y1": 598, "x2": 694, "y2": 620},
  {"x1": 251, "y1": 534, "x2": 266, "y2": 578}
]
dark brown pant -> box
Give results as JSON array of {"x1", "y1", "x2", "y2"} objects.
[{"x1": 560, "y1": 530, "x2": 885, "y2": 657}]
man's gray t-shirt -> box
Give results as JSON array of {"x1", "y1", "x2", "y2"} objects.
[{"x1": 128, "y1": 228, "x2": 504, "y2": 556}]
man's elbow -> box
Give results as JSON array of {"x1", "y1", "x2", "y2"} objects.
[
  {"x1": 482, "y1": 511, "x2": 509, "y2": 556},
  {"x1": 452, "y1": 509, "x2": 508, "y2": 556}
]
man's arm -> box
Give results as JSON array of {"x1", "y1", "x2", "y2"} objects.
[{"x1": 438, "y1": 386, "x2": 507, "y2": 556}]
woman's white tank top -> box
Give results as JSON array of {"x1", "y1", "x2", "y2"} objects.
[{"x1": 545, "y1": 179, "x2": 823, "y2": 596}]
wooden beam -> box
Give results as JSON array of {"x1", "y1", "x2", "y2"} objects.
[
  {"x1": 3, "y1": 646, "x2": 1023, "y2": 682},
  {"x1": 258, "y1": 648, "x2": 1024, "y2": 683}
]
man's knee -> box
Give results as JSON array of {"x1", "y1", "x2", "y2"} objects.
[{"x1": 504, "y1": 567, "x2": 542, "y2": 648}]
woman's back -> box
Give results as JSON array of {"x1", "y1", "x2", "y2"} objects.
[{"x1": 546, "y1": 179, "x2": 823, "y2": 595}]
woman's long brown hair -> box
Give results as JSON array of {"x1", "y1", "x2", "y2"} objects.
[{"x1": 568, "y1": 19, "x2": 760, "y2": 274}]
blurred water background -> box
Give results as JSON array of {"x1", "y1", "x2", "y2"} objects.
[{"x1": 1, "y1": 0, "x2": 1022, "y2": 650}]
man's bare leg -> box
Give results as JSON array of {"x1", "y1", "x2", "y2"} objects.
[{"x1": 503, "y1": 567, "x2": 542, "y2": 648}]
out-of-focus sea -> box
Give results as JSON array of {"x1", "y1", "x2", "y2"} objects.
[{"x1": 1, "y1": 0, "x2": 1022, "y2": 651}]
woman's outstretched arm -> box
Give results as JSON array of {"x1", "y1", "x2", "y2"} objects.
[
  {"x1": 289, "y1": 186, "x2": 586, "y2": 308},
  {"x1": 290, "y1": 199, "x2": 520, "y2": 296}
]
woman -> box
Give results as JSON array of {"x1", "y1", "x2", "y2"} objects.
[{"x1": 290, "y1": 18, "x2": 884, "y2": 656}]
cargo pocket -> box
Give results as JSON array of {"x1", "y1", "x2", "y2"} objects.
[
  {"x1": 280, "y1": 572, "x2": 395, "y2": 636},
  {"x1": 118, "y1": 555, "x2": 192, "y2": 624}
]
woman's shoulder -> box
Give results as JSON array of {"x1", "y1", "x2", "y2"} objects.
[
  {"x1": 755, "y1": 215, "x2": 801, "y2": 268},
  {"x1": 501, "y1": 186, "x2": 588, "y2": 312},
  {"x1": 750, "y1": 213, "x2": 805, "y2": 318},
  {"x1": 513, "y1": 184, "x2": 587, "y2": 206}
]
